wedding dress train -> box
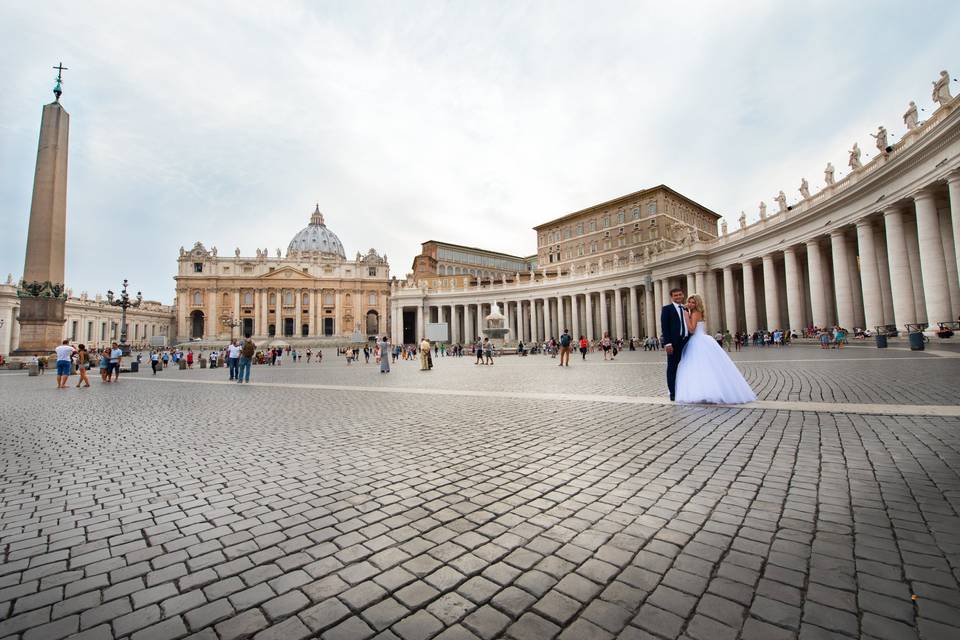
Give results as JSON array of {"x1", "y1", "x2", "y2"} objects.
[{"x1": 675, "y1": 322, "x2": 756, "y2": 404}]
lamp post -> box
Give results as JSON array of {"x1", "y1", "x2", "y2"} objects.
[
  {"x1": 222, "y1": 314, "x2": 241, "y2": 341},
  {"x1": 107, "y1": 279, "x2": 141, "y2": 356}
]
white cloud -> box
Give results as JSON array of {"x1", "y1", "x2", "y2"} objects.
[{"x1": 1, "y1": 0, "x2": 958, "y2": 301}]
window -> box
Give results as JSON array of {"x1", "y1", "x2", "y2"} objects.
[
  {"x1": 87, "y1": 321, "x2": 93, "y2": 340},
  {"x1": 648, "y1": 202, "x2": 657, "y2": 215},
  {"x1": 603, "y1": 215, "x2": 610, "y2": 228},
  {"x1": 633, "y1": 232, "x2": 640, "y2": 243},
  {"x1": 576, "y1": 223, "x2": 583, "y2": 235},
  {"x1": 302, "y1": 293, "x2": 309, "y2": 305},
  {"x1": 269, "y1": 293, "x2": 276, "y2": 304},
  {"x1": 617, "y1": 237, "x2": 626, "y2": 247},
  {"x1": 368, "y1": 293, "x2": 377, "y2": 305},
  {"x1": 192, "y1": 291, "x2": 202, "y2": 305},
  {"x1": 284, "y1": 292, "x2": 293, "y2": 305},
  {"x1": 564, "y1": 227, "x2": 571, "y2": 239},
  {"x1": 243, "y1": 266, "x2": 253, "y2": 273},
  {"x1": 618, "y1": 211, "x2": 625, "y2": 224},
  {"x1": 71, "y1": 321, "x2": 78, "y2": 340},
  {"x1": 193, "y1": 262, "x2": 203, "y2": 273},
  {"x1": 589, "y1": 220, "x2": 596, "y2": 232},
  {"x1": 633, "y1": 207, "x2": 640, "y2": 220},
  {"x1": 590, "y1": 241, "x2": 597, "y2": 254},
  {"x1": 101, "y1": 322, "x2": 106, "y2": 340},
  {"x1": 243, "y1": 292, "x2": 253, "y2": 305},
  {"x1": 324, "y1": 293, "x2": 334, "y2": 305},
  {"x1": 604, "y1": 239, "x2": 611, "y2": 250},
  {"x1": 368, "y1": 267, "x2": 377, "y2": 276},
  {"x1": 577, "y1": 245, "x2": 584, "y2": 257}
]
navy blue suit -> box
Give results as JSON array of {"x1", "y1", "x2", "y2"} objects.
[{"x1": 661, "y1": 303, "x2": 689, "y2": 400}]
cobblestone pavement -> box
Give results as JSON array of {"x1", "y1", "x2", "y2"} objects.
[{"x1": 1, "y1": 347, "x2": 959, "y2": 640}]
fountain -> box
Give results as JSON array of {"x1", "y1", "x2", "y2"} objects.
[{"x1": 483, "y1": 303, "x2": 510, "y2": 347}]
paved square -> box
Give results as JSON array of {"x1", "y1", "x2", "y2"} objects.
[{"x1": 2, "y1": 344, "x2": 960, "y2": 640}]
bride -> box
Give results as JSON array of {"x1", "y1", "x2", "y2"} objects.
[{"x1": 675, "y1": 295, "x2": 756, "y2": 404}]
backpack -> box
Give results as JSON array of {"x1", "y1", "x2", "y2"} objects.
[
  {"x1": 241, "y1": 339, "x2": 256, "y2": 358},
  {"x1": 560, "y1": 334, "x2": 571, "y2": 347}
]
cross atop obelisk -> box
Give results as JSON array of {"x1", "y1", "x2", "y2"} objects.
[{"x1": 53, "y1": 62, "x2": 68, "y2": 102}]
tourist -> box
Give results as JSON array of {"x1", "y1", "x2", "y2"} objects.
[
  {"x1": 420, "y1": 337, "x2": 431, "y2": 370},
  {"x1": 98, "y1": 349, "x2": 110, "y2": 381},
  {"x1": 363, "y1": 346, "x2": 370, "y2": 363},
  {"x1": 275, "y1": 347, "x2": 283, "y2": 366},
  {"x1": 835, "y1": 326, "x2": 847, "y2": 349},
  {"x1": 76, "y1": 344, "x2": 91, "y2": 387},
  {"x1": 600, "y1": 332, "x2": 612, "y2": 361},
  {"x1": 579, "y1": 335, "x2": 589, "y2": 360},
  {"x1": 54, "y1": 339, "x2": 76, "y2": 389},
  {"x1": 186, "y1": 349, "x2": 194, "y2": 368},
  {"x1": 210, "y1": 349, "x2": 219, "y2": 368},
  {"x1": 819, "y1": 330, "x2": 831, "y2": 349},
  {"x1": 440, "y1": 343, "x2": 446, "y2": 357},
  {"x1": 110, "y1": 342, "x2": 123, "y2": 381},
  {"x1": 558, "y1": 329, "x2": 572, "y2": 367},
  {"x1": 378, "y1": 336, "x2": 391, "y2": 373},
  {"x1": 483, "y1": 337, "x2": 494, "y2": 365},
  {"x1": 150, "y1": 350, "x2": 160, "y2": 375},
  {"x1": 238, "y1": 334, "x2": 255, "y2": 383},
  {"x1": 474, "y1": 337, "x2": 484, "y2": 365}
]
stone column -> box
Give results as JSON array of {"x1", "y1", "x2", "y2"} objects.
[
  {"x1": 913, "y1": 191, "x2": 951, "y2": 324},
  {"x1": 644, "y1": 285, "x2": 656, "y2": 338},
  {"x1": 939, "y1": 200, "x2": 960, "y2": 319},
  {"x1": 543, "y1": 297, "x2": 552, "y2": 339},
  {"x1": 847, "y1": 236, "x2": 865, "y2": 329},
  {"x1": 723, "y1": 265, "x2": 738, "y2": 333},
  {"x1": 530, "y1": 299, "x2": 539, "y2": 342},
  {"x1": 585, "y1": 293, "x2": 595, "y2": 340},
  {"x1": 294, "y1": 289, "x2": 302, "y2": 337},
  {"x1": 309, "y1": 290, "x2": 317, "y2": 336},
  {"x1": 704, "y1": 271, "x2": 718, "y2": 334},
  {"x1": 742, "y1": 261, "x2": 758, "y2": 334},
  {"x1": 762, "y1": 255, "x2": 781, "y2": 330},
  {"x1": 874, "y1": 225, "x2": 895, "y2": 325},
  {"x1": 855, "y1": 220, "x2": 884, "y2": 332},
  {"x1": 629, "y1": 286, "x2": 640, "y2": 339},
  {"x1": 695, "y1": 272, "x2": 706, "y2": 301},
  {"x1": 806, "y1": 240, "x2": 829, "y2": 328},
  {"x1": 686, "y1": 272, "x2": 697, "y2": 295},
  {"x1": 233, "y1": 290, "x2": 241, "y2": 332},
  {"x1": 783, "y1": 247, "x2": 804, "y2": 332},
  {"x1": 654, "y1": 280, "x2": 663, "y2": 324},
  {"x1": 614, "y1": 288, "x2": 624, "y2": 339},
  {"x1": 903, "y1": 213, "x2": 927, "y2": 323},
  {"x1": 599, "y1": 290, "x2": 608, "y2": 338},
  {"x1": 415, "y1": 304, "x2": 424, "y2": 341},
  {"x1": 948, "y1": 173, "x2": 960, "y2": 297},
  {"x1": 572, "y1": 295, "x2": 580, "y2": 339},
  {"x1": 556, "y1": 296, "x2": 564, "y2": 334},
  {"x1": 830, "y1": 230, "x2": 855, "y2": 329},
  {"x1": 476, "y1": 303, "x2": 484, "y2": 338}
]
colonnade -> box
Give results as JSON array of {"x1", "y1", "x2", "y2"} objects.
[{"x1": 394, "y1": 171, "x2": 960, "y2": 344}]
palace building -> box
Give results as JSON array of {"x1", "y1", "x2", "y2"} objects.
[
  {"x1": 411, "y1": 241, "x2": 534, "y2": 289},
  {"x1": 174, "y1": 206, "x2": 390, "y2": 343}
]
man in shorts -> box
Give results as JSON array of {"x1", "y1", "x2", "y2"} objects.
[
  {"x1": 54, "y1": 339, "x2": 76, "y2": 389},
  {"x1": 109, "y1": 342, "x2": 123, "y2": 381},
  {"x1": 558, "y1": 329, "x2": 572, "y2": 367}
]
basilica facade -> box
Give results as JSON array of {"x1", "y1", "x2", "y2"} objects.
[{"x1": 174, "y1": 206, "x2": 390, "y2": 343}]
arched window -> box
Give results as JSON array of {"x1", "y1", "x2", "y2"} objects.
[{"x1": 302, "y1": 292, "x2": 309, "y2": 305}]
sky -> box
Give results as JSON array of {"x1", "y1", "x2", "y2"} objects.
[{"x1": 2, "y1": 1, "x2": 958, "y2": 304}]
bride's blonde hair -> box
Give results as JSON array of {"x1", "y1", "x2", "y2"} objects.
[{"x1": 687, "y1": 294, "x2": 706, "y2": 316}]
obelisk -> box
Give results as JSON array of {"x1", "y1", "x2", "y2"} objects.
[{"x1": 14, "y1": 64, "x2": 70, "y2": 355}]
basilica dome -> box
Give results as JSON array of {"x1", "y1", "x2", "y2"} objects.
[{"x1": 287, "y1": 205, "x2": 346, "y2": 258}]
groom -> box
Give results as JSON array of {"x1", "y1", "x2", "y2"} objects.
[{"x1": 660, "y1": 287, "x2": 689, "y2": 401}]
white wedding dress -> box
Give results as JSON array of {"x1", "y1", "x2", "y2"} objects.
[{"x1": 676, "y1": 322, "x2": 756, "y2": 404}]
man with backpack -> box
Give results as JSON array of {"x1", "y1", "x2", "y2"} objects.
[
  {"x1": 238, "y1": 334, "x2": 256, "y2": 383},
  {"x1": 558, "y1": 329, "x2": 572, "y2": 367}
]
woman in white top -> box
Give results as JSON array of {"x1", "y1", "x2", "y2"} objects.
[{"x1": 675, "y1": 295, "x2": 756, "y2": 405}]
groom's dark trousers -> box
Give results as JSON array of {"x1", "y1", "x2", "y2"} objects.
[{"x1": 661, "y1": 303, "x2": 688, "y2": 401}]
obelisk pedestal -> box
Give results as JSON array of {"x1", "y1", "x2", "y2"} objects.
[{"x1": 14, "y1": 100, "x2": 70, "y2": 355}]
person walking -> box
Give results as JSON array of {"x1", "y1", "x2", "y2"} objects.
[
  {"x1": 186, "y1": 349, "x2": 194, "y2": 368},
  {"x1": 110, "y1": 342, "x2": 123, "y2": 381},
  {"x1": 579, "y1": 335, "x2": 589, "y2": 360},
  {"x1": 54, "y1": 339, "x2": 76, "y2": 389},
  {"x1": 238, "y1": 334, "x2": 255, "y2": 383},
  {"x1": 600, "y1": 332, "x2": 613, "y2": 361},
  {"x1": 225, "y1": 340, "x2": 240, "y2": 380},
  {"x1": 76, "y1": 344, "x2": 91, "y2": 387},
  {"x1": 558, "y1": 329, "x2": 572, "y2": 367},
  {"x1": 483, "y1": 338, "x2": 494, "y2": 365},
  {"x1": 378, "y1": 336, "x2": 391, "y2": 373},
  {"x1": 474, "y1": 337, "x2": 484, "y2": 365},
  {"x1": 420, "y1": 337, "x2": 432, "y2": 371},
  {"x1": 150, "y1": 350, "x2": 160, "y2": 375},
  {"x1": 99, "y1": 348, "x2": 110, "y2": 382}
]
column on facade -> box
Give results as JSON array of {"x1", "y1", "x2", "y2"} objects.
[
  {"x1": 913, "y1": 190, "x2": 951, "y2": 324},
  {"x1": 542, "y1": 297, "x2": 551, "y2": 340},
  {"x1": 741, "y1": 262, "x2": 758, "y2": 334},
  {"x1": 293, "y1": 289, "x2": 302, "y2": 337},
  {"x1": 874, "y1": 226, "x2": 895, "y2": 325},
  {"x1": 830, "y1": 230, "x2": 855, "y2": 329},
  {"x1": 948, "y1": 173, "x2": 960, "y2": 297},
  {"x1": 611, "y1": 289, "x2": 622, "y2": 339},
  {"x1": 233, "y1": 290, "x2": 241, "y2": 335},
  {"x1": 584, "y1": 293, "x2": 594, "y2": 341},
  {"x1": 902, "y1": 211, "x2": 926, "y2": 323},
  {"x1": 882, "y1": 207, "x2": 917, "y2": 327},
  {"x1": 653, "y1": 280, "x2": 663, "y2": 325},
  {"x1": 629, "y1": 286, "x2": 640, "y2": 339},
  {"x1": 686, "y1": 272, "x2": 696, "y2": 295},
  {"x1": 761, "y1": 255, "x2": 781, "y2": 330},
  {"x1": 704, "y1": 271, "x2": 717, "y2": 334},
  {"x1": 938, "y1": 199, "x2": 960, "y2": 319},
  {"x1": 644, "y1": 284, "x2": 655, "y2": 338},
  {"x1": 855, "y1": 219, "x2": 884, "y2": 331},
  {"x1": 477, "y1": 303, "x2": 484, "y2": 338},
  {"x1": 846, "y1": 235, "x2": 865, "y2": 330},
  {"x1": 571, "y1": 295, "x2": 580, "y2": 339},
  {"x1": 415, "y1": 305, "x2": 423, "y2": 341},
  {"x1": 599, "y1": 290, "x2": 608, "y2": 338},
  {"x1": 529, "y1": 299, "x2": 538, "y2": 342},
  {"x1": 782, "y1": 248, "x2": 804, "y2": 332},
  {"x1": 806, "y1": 240, "x2": 828, "y2": 328},
  {"x1": 695, "y1": 272, "x2": 706, "y2": 301}
]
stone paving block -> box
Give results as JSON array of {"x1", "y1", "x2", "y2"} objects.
[
  {"x1": 504, "y1": 611, "x2": 561, "y2": 640},
  {"x1": 215, "y1": 609, "x2": 269, "y2": 640},
  {"x1": 80, "y1": 598, "x2": 131, "y2": 630},
  {"x1": 362, "y1": 597, "x2": 410, "y2": 631},
  {"x1": 392, "y1": 609, "x2": 444, "y2": 640},
  {"x1": 300, "y1": 597, "x2": 351, "y2": 633},
  {"x1": 130, "y1": 615, "x2": 188, "y2": 640},
  {"x1": 321, "y1": 615, "x2": 375, "y2": 640},
  {"x1": 184, "y1": 598, "x2": 234, "y2": 632},
  {"x1": 253, "y1": 614, "x2": 313, "y2": 640},
  {"x1": 262, "y1": 589, "x2": 310, "y2": 621},
  {"x1": 113, "y1": 604, "x2": 162, "y2": 637},
  {"x1": 21, "y1": 614, "x2": 77, "y2": 640}
]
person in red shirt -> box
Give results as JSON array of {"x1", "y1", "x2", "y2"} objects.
[{"x1": 579, "y1": 336, "x2": 589, "y2": 360}]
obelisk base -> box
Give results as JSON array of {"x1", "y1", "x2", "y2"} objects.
[{"x1": 12, "y1": 297, "x2": 65, "y2": 355}]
